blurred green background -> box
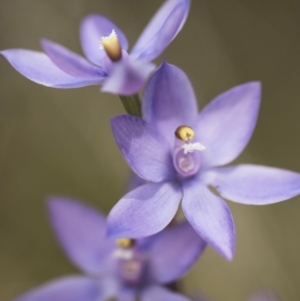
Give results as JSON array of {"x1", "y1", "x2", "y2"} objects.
[{"x1": 1, "y1": 0, "x2": 300, "y2": 300}]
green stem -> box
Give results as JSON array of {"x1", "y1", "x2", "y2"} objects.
[{"x1": 119, "y1": 94, "x2": 142, "y2": 117}]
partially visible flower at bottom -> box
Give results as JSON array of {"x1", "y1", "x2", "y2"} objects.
[{"x1": 15, "y1": 197, "x2": 206, "y2": 301}]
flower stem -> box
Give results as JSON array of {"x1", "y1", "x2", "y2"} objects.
[{"x1": 119, "y1": 94, "x2": 142, "y2": 117}]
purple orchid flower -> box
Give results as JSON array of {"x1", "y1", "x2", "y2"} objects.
[
  {"x1": 15, "y1": 197, "x2": 205, "y2": 301},
  {"x1": 107, "y1": 61, "x2": 300, "y2": 260},
  {"x1": 0, "y1": 0, "x2": 190, "y2": 95}
]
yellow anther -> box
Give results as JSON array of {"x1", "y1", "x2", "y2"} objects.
[
  {"x1": 116, "y1": 238, "x2": 135, "y2": 249},
  {"x1": 101, "y1": 30, "x2": 122, "y2": 62},
  {"x1": 175, "y1": 126, "x2": 195, "y2": 141}
]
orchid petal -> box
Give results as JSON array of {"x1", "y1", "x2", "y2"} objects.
[
  {"x1": 101, "y1": 58, "x2": 155, "y2": 95},
  {"x1": 117, "y1": 288, "x2": 136, "y2": 301},
  {"x1": 14, "y1": 276, "x2": 102, "y2": 301},
  {"x1": 80, "y1": 14, "x2": 128, "y2": 66},
  {"x1": 143, "y1": 62, "x2": 198, "y2": 146},
  {"x1": 197, "y1": 82, "x2": 261, "y2": 168},
  {"x1": 146, "y1": 221, "x2": 206, "y2": 283},
  {"x1": 47, "y1": 197, "x2": 114, "y2": 275},
  {"x1": 140, "y1": 285, "x2": 191, "y2": 301},
  {"x1": 41, "y1": 39, "x2": 106, "y2": 79},
  {"x1": 130, "y1": 0, "x2": 190, "y2": 62},
  {"x1": 131, "y1": 0, "x2": 190, "y2": 61},
  {"x1": 107, "y1": 181, "x2": 182, "y2": 238},
  {"x1": 206, "y1": 164, "x2": 300, "y2": 205},
  {"x1": 110, "y1": 115, "x2": 176, "y2": 182},
  {"x1": 182, "y1": 179, "x2": 235, "y2": 260},
  {"x1": 1, "y1": 49, "x2": 101, "y2": 88}
]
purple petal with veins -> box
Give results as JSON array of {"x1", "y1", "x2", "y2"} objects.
[
  {"x1": 41, "y1": 38, "x2": 106, "y2": 79},
  {"x1": 0, "y1": 49, "x2": 102, "y2": 88},
  {"x1": 107, "y1": 181, "x2": 182, "y2": 238},
  {"x1": 111, "y1": 115, "x2": 176, "y2": 182},
  {"x1": 131, "y1": 0, "x2": 190, "y2": 62},
  {"x1": 47, "y1": 197, "x2": 114, "y2": 275},
  {"x1": 182, "y1": 179, "x2": 235, "y2": 260},
  {"x1": 197, "y1": 82, "x2": 261, "y2": 168},
  {"x1": 205, "y1": 164, "x2": 300, "y2": 205},
  {"x1": 143, "y1": 61, "x2": 198, "y2": 146}
]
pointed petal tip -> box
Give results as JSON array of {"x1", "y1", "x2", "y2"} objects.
[
  {"x1": 45, "y1": 195, "x2": 61, "y2": 212},
  {"x1": 237, "y1": 81, "x2": 262, "y2": 101},
  {"x1": 46, "y1": 196, "x2": 76, "y2": 214},
  {"x1": 210, "y1": 165, "x2": 300, "y2": 205},
  {"x1": 155, "y1": 60, "x2": 188, "y2": 79},
  {"x1": 182, "y1": 181, "x2": 236, "y2": 261},
  {"x1": 232, "y1": 80, "x2": 262, "y2": 95},
  {"x1": 40, "y1": 37, "x2": 49, "y2": 46},
  {"x1": 197, "y1": 80, "x2": 262, "y2": 167},
  {"x1": 130, "y1": 0, "x2": 190, "y2": 61},
  {"x1": 178, "y1": 0, "x2": 191, "y2": 14},
  {"x1": 223, "y1": 245, "x2": 235, "y2": 261},
  {"x1": 208, "y1": 235, "x2": 235, "y2": 261},
  {"x1": 205, "y1": 230, "x2": 235, "y2": 261},
  {"x1": 158, "y1": 59, "x2": 174, "y2": 71},
  {"x1": 45, "y1": 196, "x2": 76, "y2": 224},
  {"x1": 46, "y1": 195, "x2": 74, "y2": 206},
  {"x1": 244, "y1": 80, "x2": 262, "y2": 91},
  {"x1": 152, "y1": 60, "x2": 190, "y2": 87},
  {"x1": 220, "y1": 224, "x2": 236, "y2": 261},
  {"x1": 161, "y1": 58, "x2": 169, "y2": 66},
  {"x1": 80, "y1": 13, "x2": 114, "y2": 25}
]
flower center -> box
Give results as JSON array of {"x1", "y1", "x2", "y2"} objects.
[
  {"x1": 116, "y1": 238, "x2": 135, "y2": 249},
  {"x1": 175, "y1": 125, "x2": 195, "y2": 141},
  {"x1": 113, "y1": 239, "x2": 147, "y2": 285},
  {"x1": 173, "y1": 126, "x2": 205, "y2": 178},
  {"x1": 100, "y1": 29, "x2": 122, "y2": 61}
]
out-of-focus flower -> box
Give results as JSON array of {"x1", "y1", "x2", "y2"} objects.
[
  {"x1": 1, "y1": 0, "x2": 190, "y2": 95},
  {"x1": 108, "y1": 61, "x2": 300, "y2": 260},
  {"x1": 15, "y1": 197, "x2": 205, "y2": 301}
]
